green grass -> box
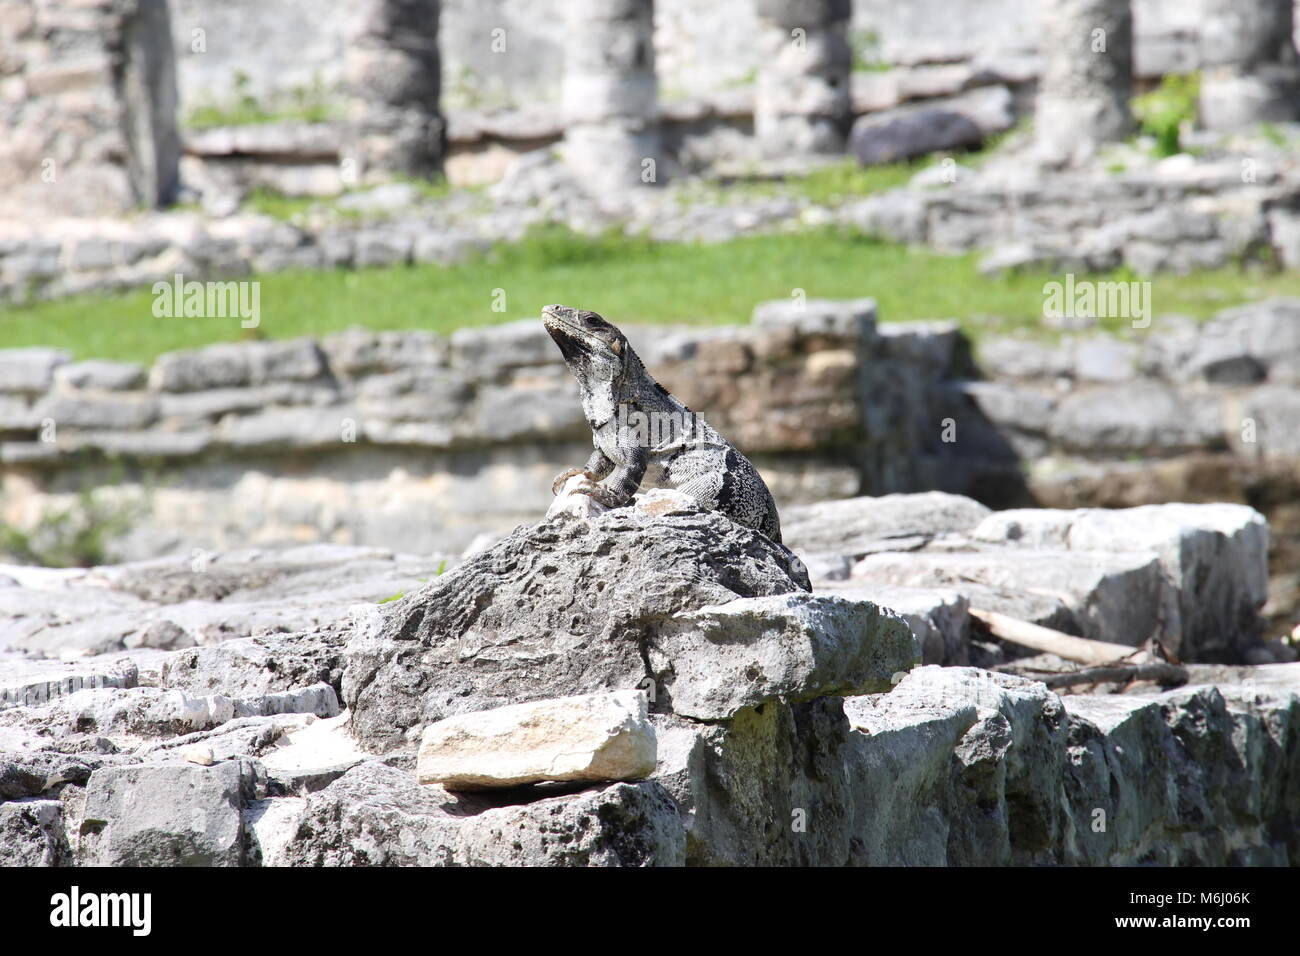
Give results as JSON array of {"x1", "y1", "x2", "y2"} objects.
[
  {"x1": 5, "y1": 227, "x2": 1300, "y2": 364},
  {"x1": 185, "y1": 71, "x2": 339, "y2": 131},
  {"x1": 1132, "y1": 72, "x2": 1200, "y2": 158}
]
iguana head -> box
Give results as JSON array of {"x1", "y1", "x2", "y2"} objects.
[{"x1": 542, "y1": 304, "x2": 631, "y2": 425}]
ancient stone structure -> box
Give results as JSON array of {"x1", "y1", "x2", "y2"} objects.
[
  {"x1": 340, "y1": 0, "x2": 444, "y2": 181},
  {"x1": 1035, "y1": 0, "x2": 1135, "y2": 165},
  {"x1": 560, "y1": 0, "x2": 662, "y2": 199},
  {"x1": 1198, "y1": 0, "x2": 1299, "y2": 130},
  {"x1": 5, "y1": 297, "x2": 1300, "y2": 582},
  {"x1": 753, "y1": 0, "x2": 853, "y2": 156},
  {"x1": 1, "y1": 500, "x2": 1296, "y2": 866},
  {"x1": 0, "y1": 0, "x2": 180, "y2": 218}
]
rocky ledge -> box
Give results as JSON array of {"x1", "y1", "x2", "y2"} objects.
[{"x1": 1, "y1": 495, "x2": 1297, "y2": 866}]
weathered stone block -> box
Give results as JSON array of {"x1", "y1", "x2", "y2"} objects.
[{"x1": 417, "y1": 690, "x2": 656, "y2": 790}]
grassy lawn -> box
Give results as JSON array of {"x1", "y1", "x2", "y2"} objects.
[{"x1": 4, "y1": 226, "x2": 1300, "y2": 364}]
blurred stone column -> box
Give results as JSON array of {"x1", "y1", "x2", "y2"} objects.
[
  {"x1": 342, "y1": 0, "x2": 444, "y2": 182},
  {"x1": 119, "y1": 0, "x2": 181, "y2": 208},
  {"x1": 0, "y1": 0, "x2": 179, "y2": 217},
  {"x1": 754, "y1": 0, "x2": 852, "y2": 157},
  {"x1": 1199, "y1": 0, "x2": 1298, "y2": 130},
  {"x1": 1036, "y1": 0, "x2": 1134, "y2": 165},
  {"x1": 561, "y1": 0, "x2": 662, "y2": 199}
]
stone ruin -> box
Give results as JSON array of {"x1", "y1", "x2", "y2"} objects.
[
  {"x1": 2, "y1": 489, "x2": 1297, "y2": 866},
  {"x1": 4, "y1": 0, "x2": 1300, "y2": 221},
  {"x1": 0, "y1": 0, "x2": 181, "y2": 218}
]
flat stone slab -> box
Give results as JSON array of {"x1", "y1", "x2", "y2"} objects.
[
  {"x1": 0, "y1": 656, "x2": 138, "y2": 710},
  {"x1": 647, "y1": 593, "x2": 920, "y2": 720},
  {"x1": 417, "y1": 690, "x2": 656, "y2": 791}
]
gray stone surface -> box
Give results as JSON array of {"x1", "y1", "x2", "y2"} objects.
[
  {"x1": 851, "y1": 109, "x2": 983, "y2": 166},
  {"x1": 647, "y1": 593, "x2": 918, "y2": 719},
  {"x1": 343, "y1": 508, "x2": 814, "y2": 750},
  {"x1": 1049, "y1": 383, "x2": 1224, "y2": 454},
  {"x1": 1036, "y1": 0, "x2": 1134, "y2": 164},
  {"x1": 0, "y1": 799, "x2": 73, "y2": 866},
  {"x1": 281, "y1": 761, "x2": 686, "y2": 867},
  {"x1": 80, "y1": 760, "x2": 251, "y2": 866},
  {"x1": 852, "y1": 548, "x2": 1172, "y2": 647},
  {"x1": 782, "y1": 492, "x2": 991, "y2": 560}
]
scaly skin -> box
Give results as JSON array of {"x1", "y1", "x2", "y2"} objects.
[{"x1": 542, "y1": 303, "x2": 783, "y2": 543}]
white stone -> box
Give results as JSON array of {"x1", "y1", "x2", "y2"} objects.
[
  {"x1": 417, "y1": 690, "x2": 657, "y2": 790},
  {"x1": 179, "y1": 744, "x2": 215, "y2": 766}
]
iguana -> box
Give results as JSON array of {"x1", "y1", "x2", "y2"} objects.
[{"x1": 542, "y1": 303, "x2": 784, "y2": 543}]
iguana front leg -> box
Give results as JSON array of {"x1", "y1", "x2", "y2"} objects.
[
  {"x1": 571, "y1": 444, "x2": 648, "y2": 509},
  {"x1": 551, "y1": 445, "x2": 615, "y2": 496}
]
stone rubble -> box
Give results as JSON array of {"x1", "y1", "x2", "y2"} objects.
[{"x1": 0, "y1": 490, "x2": 1294, "y2": 866}]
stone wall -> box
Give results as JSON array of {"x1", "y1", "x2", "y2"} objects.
[
  {"x1": 0, "y1": 0, "x2": 180, "y2": 218},
  {"x1": 0, "y1": 301, "x2": 951, "y2": 558},
  {"x1": 5, "y1": 296, "x2": 1300, "y2": 576}
]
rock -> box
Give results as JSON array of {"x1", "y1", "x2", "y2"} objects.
[
  {"x1": 851, "y1": 109, "x2": 984, "y2": 166},
  {"x1": 257, "y1": 712, "x2": 367, "y2": 794},
  {"x1": 33, "y1": 392, "x2": 158, "y2": 430},
  {"x1": 179, "y1": 744, "x2": 215, "y2": 766},
  {"x1": 0, "y1": 800, "x2": 73, "y2": 866},
  {"x1": 243, "y1": 796, "x2": 308, "y2": 867},
  {"x1": 1049, "y1": 383, "x2": 1224, "y2": 454},
  {"x1": 149, "y1": 339, "x2": 325, "y2": 392},
  {"x1": 978, "y1": 337, "x2": 1073, "y2": 380},
  {"x1": 319, "y1": 329, "x2": 448, "y2": 377},
  {"x1": 1245, "y1": 385, "x2": 1300, "y2": 459},
  {"x1": 450, "y1": 318, "x2": 557, "y2": 372},
  {"x1": 0, "y1": 681, "x2": 336, "y2": 750},
  {"x1": 0, "y1": 751, "x2": 98, "y2": 799},
  {"x1": 126, "y1": 619, "x2": 195, "y2": 651},
  {"x1": 0, "y1": 348, "x2": 70, "y2": 393},
  {"x1": 852, "y1": 548, "x2": 1172, "y2": 646},
  {"x1": 343, "y1": 509, "x2": 812, "y2": 750},
  {"x1": 781, "y1": 492, "x2": 992, "y2": 562},
  {"x1": 822, "y1": 584, "x2": 970, "y2": 666},
  {"x1": 971, "y1": 509, "x2": 1076, "y2": 548},
  {"x1": 956, "y1": 382, "x2": 1055, "y2": 434},
  {"x1": 80, "y1": 761, "x2": 253, "y2": 866},
  {"x1": 454, "y1": 781, "x2": 685, "y2": 867},
  {"x1": 0, "y1": 657, "x2": 139, "y2": 711},
  {"x1": 222, "y1": 406, "x2": 356, "y2": 450},
  {"x1": 1074, "y1": 337, "x2": 1139, "y2": 383},
  {"x1": 160, "y1": 626, "x2": 347, "y2": 700},
  {"x1": 750, "y1": 297, "x2": 877, "y2": 339},
  {"x1": 647, "y1": 594, "x2": 918, "y2": 720},
  {"x1": 52, "y1": 360, "x2": 146, "y2": 391},
  {"x1": 281, "y1": 761, "x2": 685, "y2": 867},
  {"x1": 1064, "y1": 504, "x2": 1269, "y2": 661},
  {"x1": 417, "y1": 690, "x2": 656, "y2": 791}
]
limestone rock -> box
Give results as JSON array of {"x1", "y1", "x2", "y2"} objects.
[
  {"x1": 281, "y1": 760, "x2": 685, "y2": 866},
  {"x1": 417, "y1": 690, "x2": 656, "y2": 791},
  {"x1": 80, "y1": 761, "x2": 253, "y2": 866},
  {"x1": 0, "y1": 800, "x2": 73, "y2": 867},
  {"x1": 782, "y1": 492, "x2": 992, "y2": 561},
  {"x1": 343, "y1": 509, "x2": 812, "y2": 750},
  {"x1": 647, "y1": 594, "x2": 918, "y2": 720}
]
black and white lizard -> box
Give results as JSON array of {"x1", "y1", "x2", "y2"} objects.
[{"x1": 542, "y1": 303, "x2": 784, "y2": 543}]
